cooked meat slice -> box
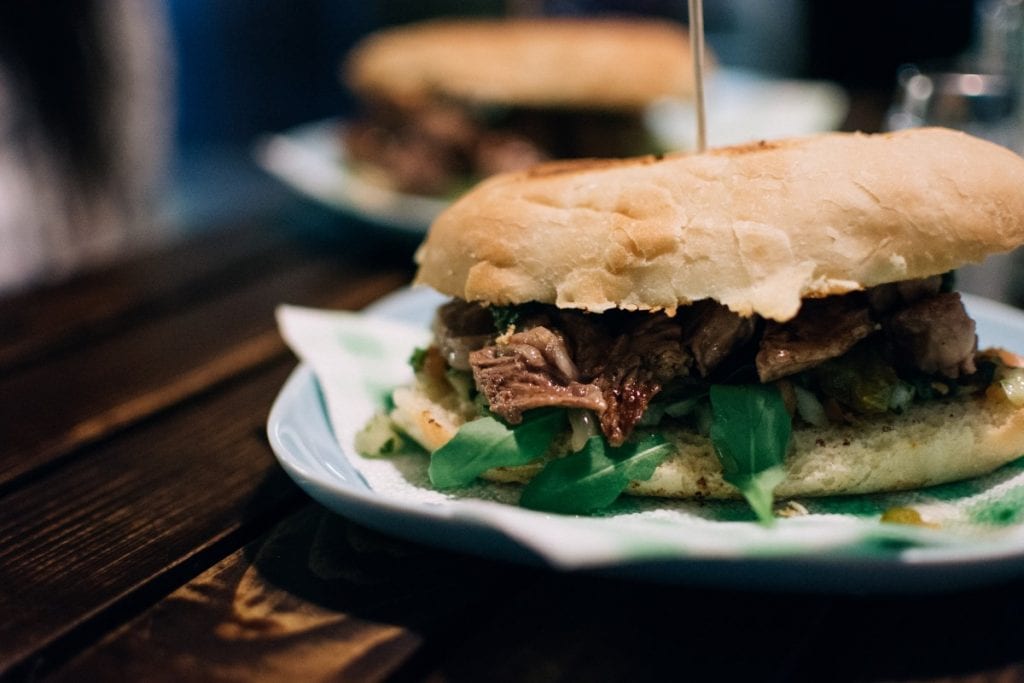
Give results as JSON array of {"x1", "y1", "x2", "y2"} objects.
[
  {"x1": 682, "y1": 300, "x2": 756, "y2": 377},
  {"x1": 594, "y1": 341, "x2": 662, "y2": 446},
  {"x1": 345, "y1": 100, "x2": 480, "y2": 195},
  {"x1": 469, "y1": 326, "x2": 606, "y2": 424},
  {"x1": 474, "y1": 132, "x2": 548, "y2": 176},
  {"x1": 507, "y1": 325, "x2": 582, "y2": 381},
  {"x1": 867, "y1": 276, "x2": 943, "y2": 313},
  {"x1": 629, "y1": 315, "x2": 690, "y2": 384},
  {"x1": 591, "y1": 315, "x2": 688, "y2": 446},
  {"x1": 554, "y1": 310, "x2": 612, "y2": 378},
  {"x1": 435, "y1": 299, "x2": 493, "y2": 337},
  {"x1": 756, "y1": 296, "x2": 877, "y2": 382},
  {"x1": 433, "y1": 300, "x2": 495, "y2": 371},
  {"x1": 377, "y1": 133, "x2": 461, "y2": 195},
  {"x1": 887, "y1": 291, "x2": 977, "y2": 378},
  {"x1": 469, "y1": 311, "x2": 688, "y2": 444},
  {"x1": 414, "y1": 102, "x2": 478, "y2": 151}
]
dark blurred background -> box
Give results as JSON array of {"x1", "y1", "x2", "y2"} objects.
[{"x1": 0, "y1": 0, "x2": 1005, "y2": 295}]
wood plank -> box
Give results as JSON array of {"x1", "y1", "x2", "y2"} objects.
[
  {"x1": 48, "y1": 507, "x2": 513, "y2": 682},
  {"x1": 0, "y1": 361, "x2": 304, "y2": 678},
  {"x1": 0, "y1": 258, "x2": 409, "y2": 489},
  {"x1": 40, "y1": 507, "x2": 1024, "y2": 683},
  {"x1": 0, "y1": 222, "x2": 287, "y2": 374}
]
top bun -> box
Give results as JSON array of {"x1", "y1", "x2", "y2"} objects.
[
  {"x1": 415, "y1": 128, "x2": 1024, "y2": 321},
  {"x1": 344, "y1": 18, "x2": 695, "y2": 110}
]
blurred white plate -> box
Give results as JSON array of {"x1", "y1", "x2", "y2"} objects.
[{"x1": 254, "y1": 119, "x2": 449, "y2": 234}]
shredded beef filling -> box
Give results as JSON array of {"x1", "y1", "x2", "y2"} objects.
[
  {"x1": 756, "y1": 296, "x2": 877, "y2": 382},
  {"x1": 887, "y1": 291, "x2": 978, "y2": 378},
  {"x1": 345, "y1": 97, "x2": 651, "y2": 195},
  {"x1": 684, "y1": 300, "x2": 757, "y2": 377},
  {"x1": 437, "y1": 280, "x2": 980, "y2": 445},
  {"x1": 470, "y1": 326, "x2": 606, "y2": 423},
  {"x1": 587, "y1": 315, "x2": 688, "y2": 446},
  {"x1": 433, "y1": 299, "x2": 494, "y2": 371}
]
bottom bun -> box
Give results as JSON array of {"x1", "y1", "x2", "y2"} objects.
[{"x1": 390, "y1": 376, "x2": 1024, "y2": 500}]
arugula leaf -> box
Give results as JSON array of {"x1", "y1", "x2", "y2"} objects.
[
  {"x1": 709, "y1": 384, "x2": 791, "y2": 525},
  {"x1": 428, "y1": 409, "x2": 565, "y2": 489},
  {"x1": 519, "y1": 434, "x2": 673, "y2": 514},
  {"x1": 409, "y1": 347, "x2": 428, "y2": 372},
  {"x1": 490, "y1": 305, "x2": 520, "y2": 332},
  {"x1": 940, "y1": 270, "x2": 956, "y2": 293}
]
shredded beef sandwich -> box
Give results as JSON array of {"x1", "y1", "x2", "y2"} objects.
[
  {"x1": 364, "y1": 127, "x2": 1024, "y2": 520},
  {"x1": 341, "y1": 18, "x2": 697, "y2": 196}
]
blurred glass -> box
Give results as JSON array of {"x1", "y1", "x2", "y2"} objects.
[
  {"x1": 976, "y1": 0, "x2": 1024, "y2": 76},
  {"x1": 886, "y1": 66, "x2": 1019, "y2": 150},
  {"x1": 885, "y1": 0, "x2": 1024, "y2": 151}
]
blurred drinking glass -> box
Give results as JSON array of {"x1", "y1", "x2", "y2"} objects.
[{"x1": 886, "y1": 66, "x2": 1019, "y2": 150}]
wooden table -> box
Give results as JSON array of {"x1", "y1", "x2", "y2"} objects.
[{"x1": 4, "y1": 201, "x2": 1024, "y2": 682}]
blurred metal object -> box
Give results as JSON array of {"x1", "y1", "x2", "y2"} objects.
[
  {"x1": 886, "y1": 65, "x2": 1019, "y2": 150},
  {"x1": 688, "y1": 0, "x2": 707, "y2": 152},
  {"x1": 976, "y1": 0, "x2": 1024, "y2": 76}
]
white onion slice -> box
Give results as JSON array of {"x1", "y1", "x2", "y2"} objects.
[{"x1": 568, "y1": 409, "x2": 598, "y2": 452}]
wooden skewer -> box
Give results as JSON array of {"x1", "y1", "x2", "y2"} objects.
[{"x1": 688, "y1": 0, "x2": 708, "y2": 152}]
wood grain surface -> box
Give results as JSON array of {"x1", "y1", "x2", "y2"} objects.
[
  {"x1": 0, "y1": 220, "x2": 413, "y2": 679},
  {"x1": 0, "y1": 230, "x2": 408, "y2": 488},
  {"x1": 50, "y1": 507, "x2": 511, "y2": 682},
  {"x1": 0, "y1": 223, "x2": 283, "y2": 373}
]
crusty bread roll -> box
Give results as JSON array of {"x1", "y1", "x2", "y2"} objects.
[
  {"x1": 344, "y1": 18, "x2": 696, "y2": 110},
  {"x1": 389, "y1": 376, "x2": 1024, "y2": 500},
  {"x1": 415, "y1": 128, "x2": 1024, "y2": 322}
]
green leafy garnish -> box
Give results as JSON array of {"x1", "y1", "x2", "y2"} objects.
[
  {"x1": 814, "y1": 344, "x2": 902, "y2": 414},
  {"x1": 354, "y1": 413, "x2": 404, "y2": 457},
  {"x1": 709, "y1": 384, "x2": 792, "y2": 525},
  {"x1": 409, "y1": 347, "x2": 428, "y2": 372},
  {"x1": 490, "y1": 306, "x2": 520, "y2": 332},
  {"x1": 428, "y1": 409, "x2": 565, "y2": 489},
  {"x1": 519, "y1": 434, "x2": 674, "y2": 514},
  {"x1": 639, "y1": 381, "x2": 707, "y2": 425}
]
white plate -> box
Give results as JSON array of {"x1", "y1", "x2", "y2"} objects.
[
  {"x1": 255, "y1": 68, "x2": 849, "y2": 234},
  {"x1": 269, "y1": 288, "x2": 1024, "y2": 592},
  {"x1": 254, "y1": 119, "x2": 449, "y2": 234}
]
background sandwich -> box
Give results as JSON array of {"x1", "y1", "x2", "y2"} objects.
[
  {"x1": 362, "y1": 127, "x2": 1024, "y2": 522},
  {"x1": 342, "y1": 17, "x2": 697, "y2": 197}
]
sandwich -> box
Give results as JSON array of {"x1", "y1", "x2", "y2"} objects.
[
  {"x1": 359, "y1": 127, "x2": 1024, "y2": 522},
  {"x1": 341, "y1": 17, "x2": 697, "y2": 197}
]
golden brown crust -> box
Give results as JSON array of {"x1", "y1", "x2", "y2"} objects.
[
  {"x1": 344, "y1": 18, "x2": 696, "y2": 109},
  {"x1": 414, "y1": 128, "x2": 1024, "y2": 321}
]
